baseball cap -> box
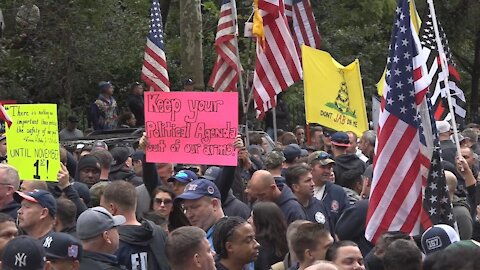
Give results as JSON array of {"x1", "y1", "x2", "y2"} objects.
[
  {"x1": 14, "y1": 190, "x2": 57, "y2": 217},
  {"x1": 43, "y1": 232, "x2": 82, "y2": 261},
  {"x1": 265, "y1": 151, "x2": 286, "y2": 169},
  {"x1": 307, "y1": 151, "x2": 335, "y2": 165},
  {"x1": 175, "y1": 179, "x2": 221, "y2": 201},
  {"x1": 76, "y1": 207, "x2": 126, "y2": 240},
  {"x1": 92, "y1": 141, "x2": 108, "y2": 151},
  {"x1": 168, "y1": 170, "x2": 198, "y2": 184},
  {"x1": 331, "y1": 132, "x2": 351, "y2": 147},
  {"x1": 283, "y1": 144, "x2": 307, "y2": 161},
  {"x1": 98, "y1": 81, "x2": 113, "y2": 92},
  {"x1": 0, "y1": 133, "x2": 6, "y2": 141},
  {"x1": 2, "y1": 235, "x2": 46, "y2": 270},
  {"x1": 184, "y1": 78, "x2": 194, "y2": 86},
  {"x1": 203, "y1": 166, "x2": 222, "y2": 181},
  {"x1": 421, "y1": 224, "x2": 460, "y2": 255},
  {"x1": 110, "y1": 147, "x2": 134, "y2": 172},
  {"x1": 131, "y1": 150, "x2": 145, "y2": 161},
  {"x1": 436, "y1": 121, "x2": 451, "y2": 134},
  {"x1": 67, "y1": 116, "x2": 78, "y2": 123}
]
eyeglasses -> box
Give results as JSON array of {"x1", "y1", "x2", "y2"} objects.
[{"x1": 154, "y1": 198, "x2": 173, "y2": 205}]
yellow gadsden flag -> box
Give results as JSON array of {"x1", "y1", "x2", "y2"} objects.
[{"x1": 302, "y1": 45, "x2": 368, "y2": 136}]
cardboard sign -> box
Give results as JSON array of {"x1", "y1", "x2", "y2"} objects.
[
  {"x1": 4, "y1": 104, "x2": 60, "y2": 181},
  {"x1": 145, "y1": 92, "x2": 238, "y2": 166}
]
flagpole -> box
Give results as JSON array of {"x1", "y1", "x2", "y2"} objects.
[
  {"x1": 272, "y1": 108, "x2": 278, "y2": 142},
  {"x1": 427, "y1": 0, "x2": 462, "y2": 156},
  {"x1": 230, "y1": 0, "x2": 250, "y2": 145},
  {"x1": 230, "y1": 0, "x2": 246, "y2": 114}
]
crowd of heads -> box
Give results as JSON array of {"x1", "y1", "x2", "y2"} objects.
[{"x1": 0, "y1": 112, "x2": 479, "y2": 270}]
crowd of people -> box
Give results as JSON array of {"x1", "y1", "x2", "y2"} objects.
[{"x1": 1, "y1": 110, "x2": 480, "y2": 270}]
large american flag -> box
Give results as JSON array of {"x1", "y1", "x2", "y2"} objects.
[
  {"x1": 291, "y1": 0, "x2": 321, "y2": 50},
  {"x1": 366, "y1": 0, "x2": 437, "y2": 243},
  {"x1": 419, "y1": 10, "x2": 466, "y2": 121},
  {"x1": 253, "y1": 0, "x2": 302, "y2": 118},
  {"x1": 141, "y1": 0, "x2": 170, "y2": 92},
  {"x1": 208, "y1": 0, "x2": 241, "y2": 92}
]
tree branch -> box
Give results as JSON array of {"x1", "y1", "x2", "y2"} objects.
[{"x1": 453, "y1": 51, "x2": 474, "y2": 74}]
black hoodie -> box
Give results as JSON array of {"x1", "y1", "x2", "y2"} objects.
[
  {"x1": 333, "y1": 154, "x2": 366, "y2": 187},
  {"x1": 116, "y1": 219, "x2": 170, "y2": 270}
]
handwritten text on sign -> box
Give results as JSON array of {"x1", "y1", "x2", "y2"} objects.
[
  {"x1": 145, "y1": 92, "x2": 238, "y2": 166},
  {"x1": 5, "y1": 104, "x2": 60, "y2": 181}
]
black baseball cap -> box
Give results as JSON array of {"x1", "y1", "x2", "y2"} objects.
[
  {"x1": 43, "y1": 232, "x2": 82, "y2": 261},
  {"x1": 2, "y1": 235, "x2": 46, "y2": 270}
]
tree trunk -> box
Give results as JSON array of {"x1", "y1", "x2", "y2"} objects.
[
  {"x1": 470, "y1": 29, "x2": 480, "y2": 122},
  {"x1": 159, "y1": 0, "x2": 171, "y2": 27},
  {"x1": 179, "y1": 0, "x2": 204, "y2": 90}
]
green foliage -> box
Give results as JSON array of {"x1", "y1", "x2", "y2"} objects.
[{"x1": 0, "y1": 0, "x2": 477, "y2": 130}]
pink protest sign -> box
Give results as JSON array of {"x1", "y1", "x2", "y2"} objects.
[{"x1": 144, "y1": 91, "x2": 239, "y2": 166}]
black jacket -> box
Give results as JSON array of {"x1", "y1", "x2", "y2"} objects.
[
  {"x1": 0, "y1": 200, "x2": 20, "y2": 219},
  {"x1": 116, "y1": 219, "x2": 170, "y2": 270},
  {"x1": 335, "y1": 199, "x2": 373, "y2": 256},
  {"x1": 275, "y1": 184, "x2": 307, "y2": 225},
  {"x1": 127, "y1": 94, "x2": 144, "y2": 126},
  {"x1": 80, "y1": 250, "x2": 122, "y2": 270},
  {"x1": 223, "y1": 190, "x2": 251, "y2": 220},
  {"x1": 333, "y1": 154, "x2": 366, "y2": 187},
  {"x1": 109, "y1": 168, "x2": 143, "y2": 186}
]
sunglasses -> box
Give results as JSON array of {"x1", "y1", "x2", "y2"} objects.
[
  {"x1": 312, "y1": 152, "x2": 332, "y2": 161},
  {"x1": 154, "y1": 198, "x2": 173, "y2": 205}
]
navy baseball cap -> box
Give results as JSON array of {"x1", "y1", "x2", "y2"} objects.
[
  {"x1": 168, "y1": 170, "x2": 198, "y2": 183},
  {"x1": 283, "y1": 144, "x2": 307, "y2": 161},
  {"x1": 43, "y1": 232, "x2": 82, "y2": 261},
  {"x1": 175, "y1": 179, "x2": 221, "y2": 201},
  {"x1": 331, "y1": 132, "x2": 351, "y2": 147},
  {"x1": 14, "y1": 190, "x2": 57, "y2": 217},
  {"x1": 2, "y1": 235, "x2": 46, "y2": 270}
]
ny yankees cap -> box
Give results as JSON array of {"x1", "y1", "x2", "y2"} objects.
[
  {"x1": 2, "y1": 235, "x2": 46, "y2": 270},
  {"x1": 43, "y1": 232, "x2": 83, "y2": 261}
]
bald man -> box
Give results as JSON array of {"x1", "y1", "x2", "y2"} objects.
[
  {"x1": 305, "y1": 261, "x2": 339, "y2": 270},
  {"x1": 445, "y1": 170, "x2": 472, "y2": 240},
  {"x1": 249, "y1": 170, "x2": 306, "y2": 224}
]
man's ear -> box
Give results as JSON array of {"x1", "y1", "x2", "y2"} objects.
[
  {"x1": 103, "y1": 231, "x2": 112, "y2": 244},
  {"x1": 193, "y1": 253, "x2": 202, "y2": 267}
]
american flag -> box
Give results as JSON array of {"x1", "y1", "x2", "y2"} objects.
[
  {"x1": 366, "y1": 0, "x2": 436, "y2": 243},
  {"x1": 419, "y1": 10, "x2": 466, "y2": 121},
  {"x1": 422, "y1": 98, "x2": 455, "y2": 228},
  {"x1": 253, "y1": 0, "x2": 302, "y2": 118},
  {"x1": 0, "y1": 104, "x2": 12, "y2": 128},
  {"x1": 284, "y1": 0, "x2": 293, "y2": 21},
  {"x1": 208, "y1": 0, "x2": 241, "y2": 92},
  {"x1": 141, "y1": 0, "x2": 170, "y2": 92},
  {"x1": 292, "y1": 0, "x2": 321, "y2": 50}
]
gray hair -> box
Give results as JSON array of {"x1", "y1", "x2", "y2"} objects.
[
  {"x1": 0, "y1": 164, "x2": 20, "y2": 190},
  {"x1": 362, "y1": 130, "x2": 376, "y2": 147}
]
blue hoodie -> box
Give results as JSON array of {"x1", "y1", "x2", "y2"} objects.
[{"x1": 275, "y1": 184, "x2": 307, "y2": 224}]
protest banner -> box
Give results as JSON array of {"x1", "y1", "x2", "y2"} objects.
[
  {"x1": 144, "y1": 91, "x2": 239, "y2": 166},
  {"x1": 4, "y1": 104, "x2": 60, "y2": 181},
  {"x1": 302, "y1": 45, "x2": 368, "y2": 136}
]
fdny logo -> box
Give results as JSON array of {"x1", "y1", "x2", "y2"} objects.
[
  {"x1": 315, "y1": 212, "x2": 326, "y2": 224},
  {"x1": 330, "y1": 200, "x2": 339, "y2": 213}
]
